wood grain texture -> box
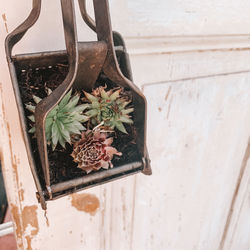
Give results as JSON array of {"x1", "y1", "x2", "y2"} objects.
[
  {"x1": 1, "y1": 0, "x2": 250, "y2": 249},
  {"x1": 131, "y1": 75, "x2": 250, "y2": 250},
  {"x1": 131, "y1": 49, "x2": 250, "y2": 88},
  {"x1": 221, "y1": 139, "x2": 250, "y2": 250}
]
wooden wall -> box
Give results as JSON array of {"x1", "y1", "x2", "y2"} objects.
[{"x1": 0, "y1": 0, "x2": 250, "y2": 249}]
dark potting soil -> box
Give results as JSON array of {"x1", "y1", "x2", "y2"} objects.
[{"x1": 16, "y1": 64, "x2": 141, "y2": 187}]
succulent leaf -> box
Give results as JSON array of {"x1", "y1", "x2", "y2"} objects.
[
  {"x1": 25, "y1": 89, "x2": 88, "y2": 150},
  {"x1": 25, "y1": 104, "x2": 35, "y2": 113},
  {"x1": 100, "y1": 89, "x2": 109, "y2": 99},
  {"x1": 71, "y1": 121, "x2": 85, "y2": 131},
  {"x1": 115, "y1": 121, "x2": 127, "y2": 134},
  {"x1": 72, "y1": 104, "x2": 90, "y2": 113},
  {"x1": 28, "y1": 115, "x2": 35, "y2": 122},
  {"x1": 58, "y1": 89, "x2": 72, "y2": 109},
  {"x1": 51, "y1": 122, "x2": 59, "y2": 150},
  {"x1": 86, "y1": 109, "x2": 98, "y2": 117},
  {"x1": 119, "y1": 115, "x2": 133, "y2": 124},
  {"x1": 83, "y1": 86, "x2": 133, "y2": 133},
  {"x1": 32, "y1": 95, "x2": 42, "y2": 104},
  {"x1": 121, "y1": 108, "x2": 134, "y2": 115},
  {"x1": 110, "y1": 89, "x2": 121, "y2": 101},
  {"x1": 62, "y1": 94, "x2": 80, "y2": 111},
  {"x1": 46, "y1": 87, "x2": 53, "y2": 95},
  {"x1": 29, "y1": 127, "x2": 35, "y2": 133},
  {"x1": 84, "y1": 91, "x2": 98, "y2": 102}
]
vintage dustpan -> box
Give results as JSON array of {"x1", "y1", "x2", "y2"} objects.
[{"x1": 5, "y1": 0, "x2": 151, "y2": 210}]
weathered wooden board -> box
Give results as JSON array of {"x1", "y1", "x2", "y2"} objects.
[
  {"x1": 131, "y1": 74, "x2": 250, "y2": 250},
  {"x1": 1, "y1": 0, "x2": 250, "y2": 250},
  {"x1": 130, "y1": 48, "x2": 250, "y2": 87}
]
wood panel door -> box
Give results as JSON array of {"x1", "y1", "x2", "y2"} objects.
[{"x1": 0, "y1": 0, "x2": 250, "y2": 249}]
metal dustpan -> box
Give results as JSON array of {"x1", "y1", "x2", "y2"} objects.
[{"x1": 5, "y1": 0, "x2": 151, "y2": 210}]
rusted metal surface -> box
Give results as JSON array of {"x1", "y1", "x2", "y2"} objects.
[
  {"x1": 5, "y1": 0, "x2": 151, "y2": 210},
  {"x1": 43, "y1": 161, "x2": 143, "y2": 199}
]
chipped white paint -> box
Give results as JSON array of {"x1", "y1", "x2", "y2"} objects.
[{"x1": 0, "y1": 0, "x2": 250, "y2": 250}]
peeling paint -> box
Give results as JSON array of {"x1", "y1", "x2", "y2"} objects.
[
  {"x1": 10, "y1": 204, "x2": 23, "y2": 249},
  {"x1": 0, "y1": 83, "x2": 7, "y2": 148},
  {"x1": 1, "y1": 81, "x2": 28, "y2": 249},
  {"x1": 7, "y1": 118, "x2": 26, "y2": 249},
  {"x1": 2, "y1": 13, "x2": 9, "y2": 33},
  {"x1": 1, "y1": 13, "x2": 7, "y2": 22},
  {"x1": 25, "y1": 236, "x2": 32, "y2": 250},
  {"x1": 12, "y1": 156, "x2": 20, "y2": 190},
  {"x1": 10, "y1": 204, "x2": 39, "y2": 250},
  {"x1": 71, "y1": 193, "x2": 100, "y2": 215},
  {"x1": 22, "y1": 205, "x2": 39, "y2": 237},
  {"x1": 18, "y1": 188, "x2": 24, "y2": 202},
  {"x1": 44, "y1": 210, "x2": 50, "y2": 227}
]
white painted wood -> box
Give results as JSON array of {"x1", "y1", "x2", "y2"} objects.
[
  {"x1": 110, "y1": 0, "x2": 250, "y2": 37},
  {"x1": 131, "y1": 49, "x2": 250, "y2": 88},
  {"x1": 127, "y1": 36, "x2": 250, "y2": 87},
  {"x1": 132, "y1": 74, "x2": 250, "y2": 250},
  {"x1": 1, "y1": 0, "x2": 250, "y2": 249},
  {"x1": 221, "y1": 141, "x2": 250, "y2": 250},
  {"x1": 126, "y1": 35, "x2": 250, "y2": 55}
]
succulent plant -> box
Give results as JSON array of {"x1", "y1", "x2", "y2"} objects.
[
  {"x1": 71, "y1": 130, "x2": 122, "y2": 173},
  {"x1": 83, "y1": 86, "x2": 134, "y2": 134},
  {"x1": 26, "y1": 89, "x2": 89, "y2": 150}
]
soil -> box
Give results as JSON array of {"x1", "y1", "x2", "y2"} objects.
[{"x1": 16, "y1": 63, "x2": 141, "y2": 188}]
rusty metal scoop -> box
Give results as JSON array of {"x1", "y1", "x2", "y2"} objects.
[{"x1": 5, "y1": 0, "x2": 151, "y2": 210}]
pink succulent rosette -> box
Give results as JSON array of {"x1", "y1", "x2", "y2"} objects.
[{"x1": 71, "y1": 130, "x2": 122, "y2": 173}]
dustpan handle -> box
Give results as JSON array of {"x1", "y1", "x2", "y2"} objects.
[
  {"x1": 92, "y1": 0, "x2": 139, "y2": 91},
  {"x1": 5, "y1": 0, "x2": 42, "y2": 59},
  {"x1": 78, "y1": 0, "x2": 96, "y2": 32},
  {"x1": 78, "y1": 0, "x2": 133, "y2": 82},
  {"x1": 93, "y1": 0, "x2": 151, "y2": 174},
  {"x1": 78, "y1": 0, "x2": 126, "y2": 48},
  {"x1": 35, "y1": 0, "x2": 79, "y2": 190}
]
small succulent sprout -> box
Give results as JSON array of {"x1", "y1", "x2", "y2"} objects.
[
  {"x1": 83, "y1": 86, "x2": 134, "y2": 134},
  {"x1": 26, "y1": 89, "x2": 89, "y2": 150},
  {"x1": 71, "y1": 129, "x2": 122, "y2": 174}
]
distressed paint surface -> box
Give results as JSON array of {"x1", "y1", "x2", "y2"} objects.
[
  {"x1": 222, "y1": 140, "x2": 250, "y2": 250},
  {"x1": 110, "y1": 0, "x2": 250, "y2": 37},
  {"x1": 132, "y1": 75, "x2": 250, "y2": 250},
  {"x1": 0, "y1": 0, "x2": 250, "y2": 250},
  {"x1": 71, "y1": 193, "x2": 100, "y2": 215}
]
